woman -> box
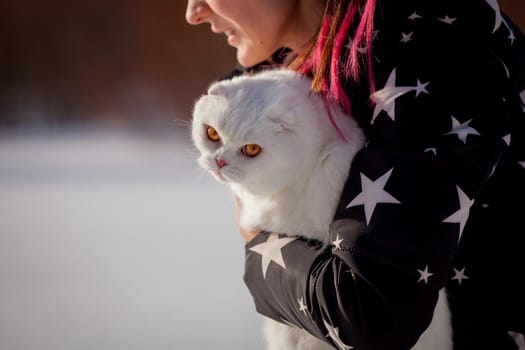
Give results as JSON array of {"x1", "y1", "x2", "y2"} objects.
[{"x1": 186, "y1": 0, "x2": 525, "y2": 349}]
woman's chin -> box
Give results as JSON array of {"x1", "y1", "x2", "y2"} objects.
[
  {"x1": 235, "y1": 52, "x2": 253, "y2": 68},
  {"x1": 236, "y1": 47, "x2": 271, "y2": 68}
]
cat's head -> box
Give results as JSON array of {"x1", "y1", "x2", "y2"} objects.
[{"x1": 191, "y1": 69, "x2": 338, "y2": 196}]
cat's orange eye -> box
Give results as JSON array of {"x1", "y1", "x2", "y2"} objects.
[
  {"x1": 243, "y1": 144, "x2": 262, "y2": 158},
  {"x1": 206, "y1": 126, "x2": 220, "y2": 142}
]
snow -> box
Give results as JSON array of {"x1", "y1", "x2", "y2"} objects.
[{"x1": 0, "y1": 126, "x2": 263, "y2": 350}]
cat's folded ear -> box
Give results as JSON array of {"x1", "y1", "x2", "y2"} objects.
[
  {"x1": 208, "y1": 82, "x2": 229, "y2": 97},
  {"x1": 267, "y1": 95, "x2": 300, "y2": 132},
  {"x1": 269, "y1": 113, "x2": 296, "y2": 133}
]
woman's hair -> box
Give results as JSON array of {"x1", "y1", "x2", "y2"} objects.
[{"x1": 289, "y1": 0, "x2": 377, "y2": 115}]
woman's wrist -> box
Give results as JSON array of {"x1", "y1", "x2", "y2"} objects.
[
  {"x1": 241, "y1": 227, "x2": 260, "y2": 243},
  {"x1": 234, "y1": 196, "x2": 260, "y2": 243}
]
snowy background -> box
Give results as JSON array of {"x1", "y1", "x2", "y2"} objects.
[{"x1": 0, "y1": 125, "x2": 263, "y2": 350}]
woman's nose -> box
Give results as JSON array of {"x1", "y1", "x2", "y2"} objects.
[{"x1": 185, "y1": 1, "x2": 212, "y2": 25}]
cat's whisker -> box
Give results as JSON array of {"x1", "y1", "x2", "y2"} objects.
[
  {"x1": 173, "y1": 118, "x2": 193, "y2": 130},
  {"x1": 178, "y1": 148, "x2": 200, "y2": 163},
  {"x1": 187, "y1": 167, "x2": 208, "y2": 185}
]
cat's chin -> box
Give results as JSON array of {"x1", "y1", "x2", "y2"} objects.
[
  {"x1": 211, "y1": 170, "x2": 241, "y2": 185},
  {"x1": 213, "y1": 168, "x2": 245, "y2": 185},
  {"x1": 211, "y1": 171, "x2": 228, "y2": 183}
]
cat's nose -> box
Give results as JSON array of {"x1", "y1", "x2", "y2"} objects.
[{"x1": 216, "y1": 158, "x2": 227, "y2": 169}]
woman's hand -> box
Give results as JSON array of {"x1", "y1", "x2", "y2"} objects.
[{"x1": 234, "y1": 197, "x2": 259, "y2": 243}]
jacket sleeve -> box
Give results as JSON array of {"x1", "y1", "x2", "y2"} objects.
[{"x1": 243, "y1": 1, "x2": 522, "y2": 349}]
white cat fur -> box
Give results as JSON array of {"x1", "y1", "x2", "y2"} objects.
[{"x1": 191, "y1": 69, "x2": 451, "y2": 350}]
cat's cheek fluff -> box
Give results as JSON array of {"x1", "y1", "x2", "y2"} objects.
[
  {"x1": 220, "y1": 168, "x2": 243, "y2": 184},
  {"x1": 211, "y1": 171, "x2": 227, "y2": 183},
  {"x1": 197, "y1": 156, "x2": 225, "y2": 183},
  {"x1": 197, "y1": 155, "x2": 212, "y2": 172}
]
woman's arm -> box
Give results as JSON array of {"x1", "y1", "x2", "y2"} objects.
[{"x1": 242, "y1": 1, "x2": 522, "y2": 349}]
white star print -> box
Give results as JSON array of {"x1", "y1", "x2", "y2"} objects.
[
  {"x1": 415, "y1": 81, "x2": 429, "y2": 96},
  {"x1": 249, "y1": 234, "x2": 296, "y2": 279},
  {"x1": 489, "y1": 163, "x2": 497, "y2": 178},
  {"x1": 438, "y1": 15, "x2": 457, "y2": 25},
  {"x1": 408, "y1": 12, "x2": 421, "y2": 20},
  {"x1": 346, "y1": 168, "x2": 401, "y2": 225},
  {"x1": 323, "y1": 320, "x2": 354, "y2": 350},
  {"x1": 346, "y1": 30, "x2": 379, "y2": 54},
  {"x1": 445, "y1": 116, "x2": 480, "y2": 143},
  {"x1": 496, "y1": 54, "x2": 510, "y2": 79},
  {"x1": 451, "y1": 267, "x2": 469, "y2": 285},
  {"x1": 332, "y1": 234, "x2": 344, "y2": 250},
  {"x1": 370, "y1": 68, "x2": 429, "y2": 123},
  {"x1": 298, "y1": 297, "x2": 308, "y2": 315},
  {"x1": 485, "y1": 0, "x2": 503, "y2": 33},
  {"x1": 346, "y1": 37, "x2": 367, "y2": 54},
  {"x1": 425, "y1": 147, "x2": 437, "y2": 155},
  {"x1": 488, "y1": 49, "x2": 510, "y2": 78},
  {"x1": 508, "y1": 331, "x2": 525, "y2": 350},
  {"x1": 418, "y1": 265, "x2": 434, "y2": 284},
  {"x1": 484, "y1": 0, "x2": 515, "y2": 43},
  {"x1": 400, "y1": 31, "x2": 413, "y2": 43},
  {"x1": 503, "y1": 134, "x2": 511, "y2": 146},
  {"x1": 508, "y1": 30, "x2": 516, "y2": 45},
  {"x1": 443, "y1": 185, "x2": 474, "y2": 240}
]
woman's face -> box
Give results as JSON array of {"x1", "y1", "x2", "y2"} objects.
[{"x1": 186, "y1": 0, "x2": 322, "y2": 67}]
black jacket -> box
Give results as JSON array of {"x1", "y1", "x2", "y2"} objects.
[{"x1": 242, "y1": 0, "x2": 525, "y2": 348}]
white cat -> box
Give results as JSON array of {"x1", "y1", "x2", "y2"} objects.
[{"x1": 191, "y1": 69, "x2": 452, "y2": 350}]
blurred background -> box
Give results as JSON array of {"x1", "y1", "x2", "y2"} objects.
[
  {"x1": 0, "y1": 2, "x2": 258, "y2": 350},
  {"x1": 0, "y1": 1, "x2": 523, "y2": 350},
  {"x1": 0, "y1": 0, "x2": 238, "y2": 128}
]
